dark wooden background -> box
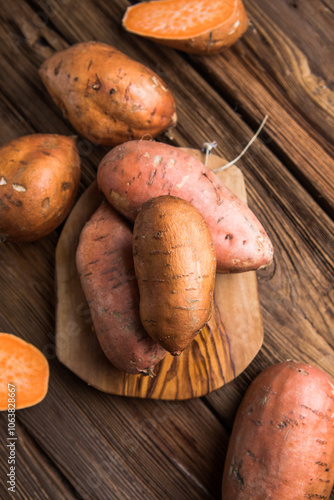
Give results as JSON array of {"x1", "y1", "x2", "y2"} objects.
[{"x1": 0, "y1": 0, "x2": 333, "y2": 498}]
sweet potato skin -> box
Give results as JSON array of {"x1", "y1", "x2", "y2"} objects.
[
  {"x1": 122, "y1": 0, "x2": 249, "y2": 55},
  {"x1": 76, "y1": 201, "x2": 166, "y2": 375},
  {"x1": 0, "y1": 134, "x2": 80, "y2": 242},
  {"x1": 39, "y1": 41, "x2": 177, "y2": 146},
  {"x1": 133, "y1": 195, "x2": 216, "y2": 355},
  {"x1": 222, "y1": 360, "x2": 334, "y2": 499},
  {"x1": 97, "y1": 140, "x2": 273, "y2": 273}
]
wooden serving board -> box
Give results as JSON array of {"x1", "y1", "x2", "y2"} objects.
[{"x1": 55, "y1": 148, "x2": 263, "y2": 400}]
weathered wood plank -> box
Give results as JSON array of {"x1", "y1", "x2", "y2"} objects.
[
  {"x1": 183, "y1": 0, "x2": 334, "y2": 213},
  {"x1": 0, "y1": 0, "x2": 333, "y2": 498},
  {"x1": 0, "y1": 414, "x2": 73, "y2": 499}
]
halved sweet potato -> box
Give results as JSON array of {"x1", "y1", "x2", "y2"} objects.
[
  {"x1": 122, "y1": 0, "x2": 249, "y2": 55},
  {"x1": 0, "y1": 333, "x2": 49, "y2": 410}
]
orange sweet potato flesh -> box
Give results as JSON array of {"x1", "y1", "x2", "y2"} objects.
[
  {"x1": 133, "y1": 195, "x2": 216, "y2": 355},
  {"x1": 122, "y1": 0, "x2": 249, "y2": 55},
  {"x1": 97, "y1": 141, "x2": 273, "y2": 273},
  {"x1": 39, "y1": 41, "x2": 177, "y2": 146},
  {"x1": 0, "y1": 134, "x2": 80, "y2": 242},
  {"x1": 76, "y1": 201, "x2": 166, "y2": 375},
  {"x1": 222, "y1": 360, "x2": 334, "y2": 499},
  {"x1": 0, "y1": 333, "x2": 49, "y2": 410}
]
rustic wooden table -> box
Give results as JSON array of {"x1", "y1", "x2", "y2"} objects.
[{"x1": 0, "y1": 1, "x2": 333, "y2": 499}]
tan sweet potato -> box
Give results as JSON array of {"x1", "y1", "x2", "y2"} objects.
[
  {"x1": 122, "y1": 0, "x2": 249, "y2": 55},
  {"x1": 222, "y1": 360, "x2": 334, "y2": 499},
  {"x1": 76, "y1": 200, "x2": 166, "y2": 375},
  {"x1": 133, "y1": 195, "x2": 216, "y2": 355},
  {"x1": 0, "y1": 134, "x2": 80, "y2": 242},
  {"x1": 97, "y1": 140, "x2": 273, "y2": 273},
  {"x1": 39, "y1": 41, "x2": 177, "y2": 146}
]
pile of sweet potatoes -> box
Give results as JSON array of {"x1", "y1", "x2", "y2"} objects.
[
  {"x1": 1, "y1": 8, "x2": 333, "y2": 499},
  {"x1": 0, "y1": 39, "x2": 274, "y2": 375},
  {"x1": 74, "y1": 137, "x2": 274, "y2": 374}
]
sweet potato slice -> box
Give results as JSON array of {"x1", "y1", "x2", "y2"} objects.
[
  {"x1": 122, "y1": 0, "x2": 249, "y2": 54},
  {"x1": 0, "y1": 333, "x2": 49, "y2": 410}
]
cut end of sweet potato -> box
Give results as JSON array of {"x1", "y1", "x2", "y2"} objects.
[
  {"x1": 122, "y1": 0, "x2": 249, "y2": 54},
  {"x1": 0, "y1": 333, "x2": 49, "y2": 411}
]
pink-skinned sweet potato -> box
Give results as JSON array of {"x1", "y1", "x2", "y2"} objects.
[
  {"x1": 76, "y1": 200, "x2": 166, "y2": 375},
  {"x1": 222, "y1": 360, "x2": 334, "y2": 499},
  {"x1": 97, "y1": 140, "x2": 273, "y2": 273}
]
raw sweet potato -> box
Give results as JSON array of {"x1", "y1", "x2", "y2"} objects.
[
  {"x1": 133, "y1": 195, "x2": 216, "y2": 355},
  {"x1": 76, "y1": 200, "x2": 166, "y2": 375},
  {"x1": 222, "y1": 360, "x2": 334, "y2": 499},
  {"x1": 122, "y1": 0, "x2": 249, "y2": 55},
  {"x1": 0, "y1": 333, "x2": 49, "y2": 410},
  {"x1": 39, "y1": 41, "x2": 177, "y2": 147},
  {"x1": 97, "y1": 140, "x2": 273, "y2": 273},
  {"x1": 0, "y1": 134, "x2": 80, "y2": 242}
]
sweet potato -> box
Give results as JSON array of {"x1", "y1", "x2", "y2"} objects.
[
  {"x1": 122, "y1": 0, "x2": 249, "y2": 55},
  {"x1": 76, "y1": 200, "x2": 166, "y2": 375},
  {"x1": 39, "y1": 41, "x2": 177, "y2": 146},
  {"x1": 0, "y1": 134, "x2": 80, "y2": 242},
  {"x1": 133, "y1": 195, "x2": 216, "y2": 355},
  {"x1": 222, "y1": 360, "x2": 334, "y2": 499},
  {"x1": 97, "y1": 140, "x2": 273, "y2": 273},
  {"x1": 0, "y1": 333, "x2": 49, "y2": 410}
]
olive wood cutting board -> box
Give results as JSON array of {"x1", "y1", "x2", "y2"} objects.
[{"x1": 55, "y1": 148, "x2": 264, "y2": 400}]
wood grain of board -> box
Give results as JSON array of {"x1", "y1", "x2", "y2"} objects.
[{"x1": 55, "y1": 149, "x2": 263, "y2": 399}]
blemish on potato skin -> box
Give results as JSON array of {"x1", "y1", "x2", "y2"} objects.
[
  {"x1": 12, "y1": 183, "x2": 27, "y2": 193},
  {"x1": 8, "y1": 198, "x2": 22, "y2": 207},
  {"x1": 153, "y1": 155, "x2": 162, "y2": 167},
  {"x1": 54, "y1": 60, "x2": 62, "y2": 76},
  {"x1": 0, "y1": 199, "x2": 10, "y2": 210},
  {"x1": 42, "y1": 197, "x2": 50, "y2": 210},
  {"x1": 251, "y1": 419, "x2": 264, "y2": 426},
  {"x1": 61, "y1": 182, "x2": 72, "y2": 191},
  {"x1": 0, "y1": 176, "x2": 8, "y2": 185},
  {"x1": 92, "y1": 74, "x2": 101, "y2": 90}
]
